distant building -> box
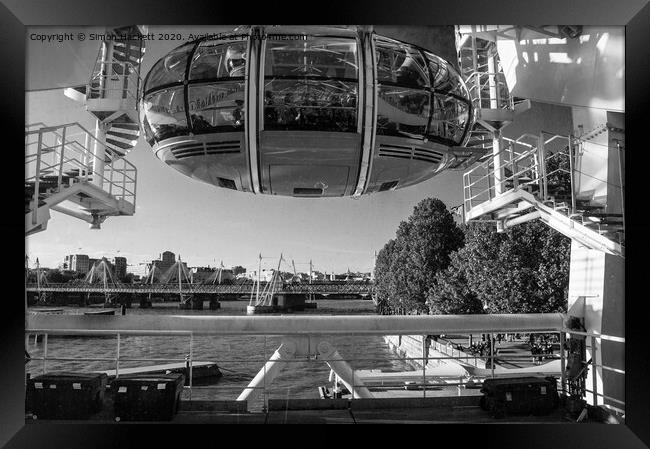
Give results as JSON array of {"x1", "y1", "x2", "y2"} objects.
[
  {"x1": 147, "y1": 251, "x2": 177, "y2": 277},
  {"x1": 64, "y1": 254, "x2": 90, "y2": 274},
  {"x1": 191, "y1": 267, "x2": 236, "y2": 284},
  {"x1": 190, "y1": 267, "x2": 216, "y2": 283},
  {"x1": 88, "y1": 258, "x2": 99, "y2": 271},
  {"x1": 112, "y1": 256, "x2": 127, "y2": 280}
]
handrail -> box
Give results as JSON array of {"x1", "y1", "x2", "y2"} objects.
[
  {"x1": 24, "y1": 316, "x2": 623, "y2": 413},
  {"x1": 88, "y1": 60, "x2": 141, "y2": 103},
  {"x1": 25, "y1": 123, "x2": 138, "y2": 208}
]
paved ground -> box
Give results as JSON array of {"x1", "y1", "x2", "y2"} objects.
[{"x1": 439, "y1": 334, "x2": 560, "y2": 369}]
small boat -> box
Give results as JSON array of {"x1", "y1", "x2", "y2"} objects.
[
  {"x1": 31, "y1": 308, "x2": 64, "y2": 314},
  {"x1": 246, "y1": 305, "x2": 278, "y2": 314},
  {"x1": 97, "y1": 361, "x2": 222, "y2": 385},
  {"x1": 83, "y1": 309, "x2": 116, "y2": 316}
]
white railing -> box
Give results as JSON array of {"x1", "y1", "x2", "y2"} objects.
[
  {"x1": 463, "y1": 71, "x2": 513, "y2": 111},
  {"x1": 88, "y1": 61, "x2": 141, "y2": 104},
  {"x1": 24, "y1": 313, "x2": 624, "y2": 415},
  {"x1": 25, "y1": 123, "x2": 137, "y2": 208},
  {"x1": 462, "y1": 131, "x2": 625, "y2": 248}
]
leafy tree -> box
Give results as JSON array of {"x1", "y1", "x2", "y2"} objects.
[
  {"x1": 373, "y1": 198, "x2": 464, "y2": 314},
  {"x1": 231, "y1": 266, "x2": 246, "y2": 276},
  {"x1": 428, "y1": 257, "x2": 483, "y2": 314},
  {"x1": 428, "y1": 220, "x2": 570, "y2": 314}
]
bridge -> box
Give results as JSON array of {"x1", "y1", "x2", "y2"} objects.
[{"x1": 25, "y1": 281, "x2": 374, "y2": 296}]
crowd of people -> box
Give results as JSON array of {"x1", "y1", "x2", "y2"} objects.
[
  {"x1": 263, "y1": 90, "x2": 357, "y2": 132},
  {"x1": 528, "y1": 333, "x2": 558, "y2": 365}
]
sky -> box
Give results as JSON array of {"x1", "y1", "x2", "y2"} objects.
[{"x1": 24, "y1": 26, "x2": 466, "y2": 275}]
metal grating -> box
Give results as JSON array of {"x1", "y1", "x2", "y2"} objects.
[
  {"x1": 171, "y1": 140, "x2": 242, "y2": 160},
  {"x1": 378, "y1": 143, "x2": 444, "y2": 164}
]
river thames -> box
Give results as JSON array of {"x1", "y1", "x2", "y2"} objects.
[{"x1": 26, "y1": 299, "x2": 414, "y2": 410}]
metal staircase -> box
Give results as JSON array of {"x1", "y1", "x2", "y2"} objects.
[
  {"x1": 25, "y1": 123, "x2": 137, "y2": 236},
  {"x1": 456, "y1": 25, "x2": 624, "y2": 258},
  {"x1": 64, "y1": 25, "x2": 146, "y2": 157},
  {"x1": 26, "y1": 25, "x2": 146, "y2": 236},
  {"x1": 456, "y1": 26, "x2": 530, "y2": 153},
  {"x1": 462, "y1": 132, "x2": 624, "y2": 257}
]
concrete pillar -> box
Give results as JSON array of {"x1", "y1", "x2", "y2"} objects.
[
  {"x1": 317, "y1": 341, "x2": 373, "y2": 399},
  {"x1": 237, "y1": 341, "x2": 296, "y2": 404}
]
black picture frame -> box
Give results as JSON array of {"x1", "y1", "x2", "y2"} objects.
[{"x1": 4, "y1": 0, "x2": 649, "y2": 447}]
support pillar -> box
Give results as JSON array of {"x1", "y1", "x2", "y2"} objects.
[
  {"x1": 209, "y1": 297, "x2": 221, "y2": 310},
  {"x1": 317, "y1": 341, "x2": 373, "y2": 399},
  {"x1": 492, "y1": 129, "x2": 504, "y2": 196},
  {"x1": 92, "y1": 120, "x2": 106, "y2": 189},
  {"x1": 237, "y1": 341, "x2": 296, "y2": 404}
]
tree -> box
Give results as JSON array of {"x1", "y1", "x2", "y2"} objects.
[
  {"x1": 428, "y1": 258, "x2": 483, "y2": 314},
  {"x1": 428, "y1": 220, "x2": 570, "y2": 314},
  {"x1": 373, "y1": 198, "x2": 465, "y2": 314},
  {"x1": 231, "y1": 266, "x2": 246, "y2": 276}
]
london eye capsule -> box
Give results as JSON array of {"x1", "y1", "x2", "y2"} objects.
[{"x1": 140, "y1": 26, "x2": 476, "y2": 197}]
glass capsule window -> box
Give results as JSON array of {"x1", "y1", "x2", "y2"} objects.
[
  {"x1": 188, "y1": 82, "x2": 246, "y2": 133},
  {"x1": 264, "y1": 37, "x2": 358, "y2": 79},
  {"x1": 140, "y1": 32, "x2": 471, "y2": 145},
  {"x1": 264, "y1": 79, "x2": 357, "y2": 132},
  {"x1": 263, "y1": 37, "x2": 359, "y2": 132},
  {"x1": 189, "y1": 40, "x2": 248, "y2": 81},
  {"x1": 424, "y1": 51, "x2": 469, "y2": 98},
  {"x1": 141, "y1": 86, "x2": 188, "y2": 142},
  {"x1": 375, "y1": 37, "x2": 471, "y2": 145},
  {"x1": 144, "y1": 43, "x2": 194, "y2": 93},
  {"x1": 377, "y1": 86, "x2": 430, "y2": 138},
  {"x1": 375, "y1": 38, "x2": 431, "y2": 140},
  {"x1": 139, "y1": 106, "x2": 156, "y2": 146},
  {"x1": 375, "y1": 38, "x2": 429, "y2": 89},
  {"x1": 430, "y1": 93, "x2": 470, "y2": 143}
]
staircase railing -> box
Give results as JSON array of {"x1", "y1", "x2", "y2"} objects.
[
  {"x1": 25, "y1": 123, "x2": 137, "y2": 208},
  {"x1": 464, "y1": 71, "x2": 513, "y2": 111},
  {"x1": 462, "y1": 132, "x2": 624, "y2": 247},
  {"x1": 88, "y1": 60, "x2": 141, "y2": 103}
]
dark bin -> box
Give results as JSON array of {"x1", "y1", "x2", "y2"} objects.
[
  {"x1": 480, "y1": 376, "x2": 559, "y2": 418},
  {"x1": 26, "y1": 372, "x2": 108, "y2": 419},
  {"x1": 112, "y1": 373, "x2": 185, "y2": 421}
]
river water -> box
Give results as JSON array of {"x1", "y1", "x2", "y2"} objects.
[{"x1": 26, "y1": 299, "x2": 413, "y2": 410}]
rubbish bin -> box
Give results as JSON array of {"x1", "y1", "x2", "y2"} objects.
[
  {"x1": 111, "y1": 373, "x2": 185, "y2": 421},
  {"x1": 26, "y1": 372, "x2": 108, "y2": 419}
]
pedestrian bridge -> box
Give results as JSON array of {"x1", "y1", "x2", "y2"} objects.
[{"x1": 25, "y1": 281, "x2": 374, "y2": 295}]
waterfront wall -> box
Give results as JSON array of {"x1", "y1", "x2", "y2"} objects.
[{"x1": 384, "y1": 335, "x2": 487, "y2": 370}]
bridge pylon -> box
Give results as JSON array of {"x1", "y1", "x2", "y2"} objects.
[{"x1": 84, "y1": 257, "x2": 120, "y2": 306}]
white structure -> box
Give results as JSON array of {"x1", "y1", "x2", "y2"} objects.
[
  {"x1": 457, "y1": 25, "x2": 624, "y2": 412},
  {"x1": 25, "y1": 25, "x2": 146, "y2": 235}
]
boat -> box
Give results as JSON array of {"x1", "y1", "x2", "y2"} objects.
[
  {"x1": 83, "y1": 309, "x2": 116, "y2": 316},
  {"x1": 96, "y1": 361, "x2": 222, "y2": 385}
]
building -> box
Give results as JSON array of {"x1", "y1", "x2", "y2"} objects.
[
  {"x1": 64, "y1": 254, "x2": 90, "y2": 274},
  {"x1": 88, "y1": 258, "x2": 99, "y2": 271},
  {"x1": 112, "y1": 256, "x2": 127, "y2": 280},
  {"x1": 147, "y1": 250, "x2": 177, "y2": 277},
  {"x1": 161, "y1": 251, "x2": 175, "y2": 265},
  {"x1": 190, "y1": 267, "x2": 216, "y2": 283}
]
